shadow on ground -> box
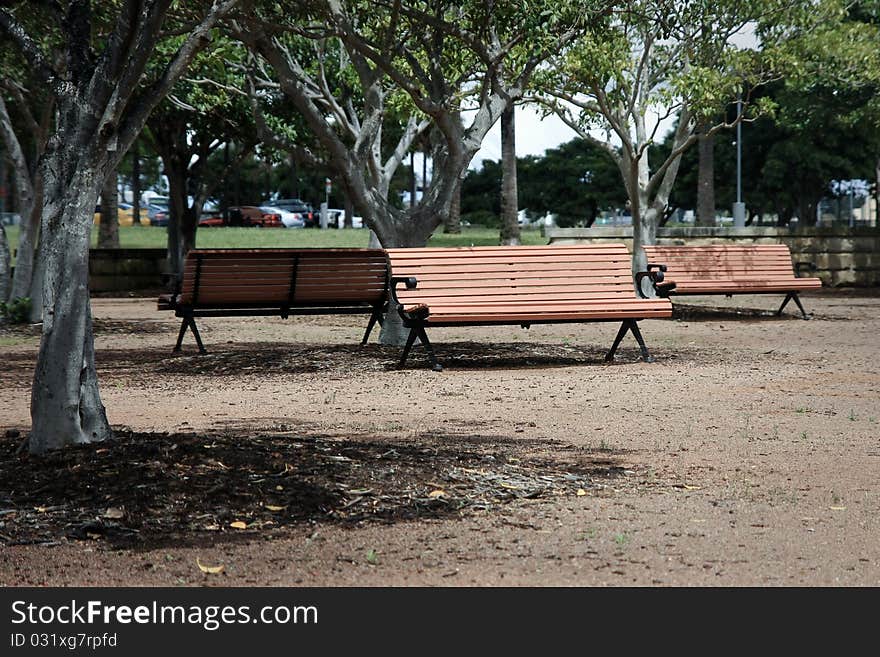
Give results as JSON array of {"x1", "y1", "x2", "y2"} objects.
[
  {"x1": 671, "y1": 303, "x2": 808, "y2": 322},
  {"x1": 0, "y1": 429, "x2": 623, "y2": 551}
]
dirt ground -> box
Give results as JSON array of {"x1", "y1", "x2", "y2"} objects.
[{"x1": 0, "y1": 289, "x2": 878, "y2": 587}]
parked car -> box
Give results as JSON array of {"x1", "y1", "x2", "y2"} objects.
[
  {"x1": 150, "y1": 208, "x2": 170, "y2": 227},
  {"x1": 93, "y1": 202, "x2": 136, "y2": 227},
  {"x1": 271, "y1": 198, "x2": 315, "y2": 227},
  {"x1": 260, "y1": 205, "x2": 304, "y2": 228},
  {"x1": 228, "y1": 205, "x2": 283, "y2": 228},
  {"x1": 327, "y1": 209, "x2": 364, "y2": 229},
  {"x1": 198, "y1": 214, "x2": 226, "y2": 227}
]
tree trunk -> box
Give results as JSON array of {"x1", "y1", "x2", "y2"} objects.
[
  {"x1": 875, "y1": 155, "x2": 879, "y2": 226},
  {"x1": 10, "y1": 192, "x2": 41, "y2": 302},
  {"x1": 696, "y1": 125, "x2": 715, "y2": 226},
  {"x1": 163, "y1": 150, "x2": 188, "y2": 281},
  {"x1": 30, "y1": 163, "x2": 112, "y2": 454},
  {"x1": 344, "y1": 194, "x2": 354, "y2": 229},
  {"x1": 410, "y1": 151, "x2": 417, "y2": 209},
  {"x1": 499, "y1": 105, "x2": 520, "y2": 246},
  {"x1": 444, "y1": 179, "x2": 461, "y2": 234},
  {"x1": 98, "y1": 171, "x2": 120, "y2": 248},
  {"x1": 0, "y1": 223, "x2": 9, "y2": 304},
  {"x1": 585, "y1": 199, "x2": 598, "y2": 227},
  {"x1": 630, "y1": 186, "x2": 657, "y2": 280},
  {"x1": 132, "y1": 140, "x2": 141, "y2": 225}
]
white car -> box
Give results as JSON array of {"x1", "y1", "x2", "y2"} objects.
[
  {"x1": 260, "y1": 205, "x2": 304, "y2": 228},
  {"x1": 328, "y1": 209, "x2": 363, "y2": 229}
]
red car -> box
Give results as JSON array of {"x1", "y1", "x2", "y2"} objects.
[
  {"x1": 198, "y1": 214, "x2": 225, "y2": 227},
  {"x1": 228, "y1": 205, "x2": 283, "y2": 227}
]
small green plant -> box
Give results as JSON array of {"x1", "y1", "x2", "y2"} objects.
[
  {"x1": 613, "y1": 533, "x2": 629, "y2": 546},
  {"x1": 801, "y1": 431, "x2": 808, "y2": 440},
  {"x1": 0, "y1": 296, "x2": 31, "y2": 324},
  {"x1": 578, "y1": 528, "x2": 597, "y2": 541},
  {"x1": 849, "y1": 409, "x2": 857, "y2": 422}
]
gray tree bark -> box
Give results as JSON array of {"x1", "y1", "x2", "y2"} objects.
[
  {"x1": 131, "y1": 140, "x2": 142, "y2": 225},
  {"x1": 875, "y1": 155, "x2": 879, "y2": 226},
  {"x1": 344, "y1": 193, "x2": 354, "y2": 229},
  {"x1": 696, "y1": 123, "x2": 715, "y2": 226},
  {"x1": 0, "y1": 95, "x2": 38, "y2": 302},
  {"x1": 0, "y1": 0, "x2": 240, "y2": 453},
  {"x1": 30, "y1": 147, "x2": 113, "y2": 453},
  {"x1": 499, "y1": 104, "x2": 521, "y2": 246},
  {"x1": 97, "y1": 171, "x2": 120, "y2": 248},
  {"x1": 0, "y1": 223, "x2": 9, "y2": 305},
  {"x1": 444, "y1": 179, "x2": 461, "y2": 234}
]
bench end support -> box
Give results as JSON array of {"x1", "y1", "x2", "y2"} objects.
[
  {"x1": 605, "y1": 319, "x2": 653, "y2": 363},
  {"x1": 777, "y1": 292, "x2": 812, "y2": 320}
]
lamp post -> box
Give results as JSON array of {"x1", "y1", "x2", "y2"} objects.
[{"x1": 732, "y1": 96, "x2": 746, "y2": 227}]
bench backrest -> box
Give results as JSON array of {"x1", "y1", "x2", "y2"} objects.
[
  {"x1": 643, "y1": 244, "x2": 800, "y2": 282},
  {"x1": 386, "y1": 244, "x2": 638, "y2": 308},
  {"x1": 178, "y1": 248, "x2": 389, "y2": 308}
]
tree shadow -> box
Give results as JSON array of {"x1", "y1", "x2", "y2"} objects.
[{"x1": 0, "y1": 428, "x2": 626, "y2": 551}]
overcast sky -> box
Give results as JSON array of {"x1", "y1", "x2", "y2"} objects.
[{"x1": 470, "y1": 105, "x2": 580, "y2": 169}]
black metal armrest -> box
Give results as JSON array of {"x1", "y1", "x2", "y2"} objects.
[
  {"x1": 794, "y1": 261, "x2": 817, "y2": 276},
  {"x1": 389, "y1": 276, "x2": 419, "y2": 314},
  {"x1": 635, "y1": 263, "x2": 669, "y2": 298}
]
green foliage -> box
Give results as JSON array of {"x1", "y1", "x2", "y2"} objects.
[
  {"x1": 462, "y1": 137, "x2": 627, "y2": 226},
  {"x1": 0, "y1": 296, "x2": 31, "y2": 324}
]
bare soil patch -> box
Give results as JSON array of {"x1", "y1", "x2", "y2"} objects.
[{"x1": 1, "y1": 290, "x2": 879, "y2": 586}]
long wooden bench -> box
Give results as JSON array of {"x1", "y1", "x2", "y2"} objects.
[
  {"x1": 637, "y1": 244, "x2": 822, "y2": 318},
  {"x1": 386, "y1": 244, "x2": 672, "y2": 370},
  {"x1": 157, "y1": 248, "x2": 390, "y2": 352}
]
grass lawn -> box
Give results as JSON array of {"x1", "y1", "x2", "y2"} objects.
[{"x1": 3, "y1": 224, "x2": 548, "y2": 263}]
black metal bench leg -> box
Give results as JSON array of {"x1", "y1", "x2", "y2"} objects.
[
  {"x1": 790, "y1": 293, "x2": 811, "y2": 320},
  {"x1": 398, "y1": 327, "x2": 419, "y2": 368},
  {"x1": 173, "y1": 318, "x2": 189, "y2": 352},
  {"x1": 361, "y1": 306, "x2": 382, "y2": 344},
  {"x1": 628, "y1": 320, "x2": 654, "y2": 362},
  {"x1": 604, "y1": 319, "x2": 653, "y2": 363},
  {"x1": 776, "y1": 292, "x2": 794, "y2": 316},
  {"x1": 188, "y1": 317, "x2": 207, "y2": 354},
  {"x1": 604, "y1": 320, "x2": 631, "y2": 362},
  {"x1": 416, "y1": 327, "x2": 443, "y2": 372}
]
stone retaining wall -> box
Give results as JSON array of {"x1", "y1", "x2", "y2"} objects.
[
  {"x1": 545, "y1": 226, "x2": 880, "y2": 286},
  {"x1": 89, "y1": 248, "x2": 168, "y2": 293}
]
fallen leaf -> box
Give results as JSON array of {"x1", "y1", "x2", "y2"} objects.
[
  {"x1": 196, "y1": 557, "x2": 224, "y2": 574},
  {"x1": 34, "y1": 506, "x2": 48, "y2": 513},
  {"x1": 275, "y1": 486, "x2": 284, "y2": 491},
  {"x1": 265, "y1": 505, "x2": 287, "y2": 512},
  {"x1": 229, "y1": 521, "x2": 248, "y2": 529},
  {"x1": 427, "y1": 490, "x2": 446, "y2": 499},
  {"x1": 683, "y1": 485, "x2": 701, "y2": 491},
  {"x1": 103, "y1": 507, "x2": 124, "y2": 519},
  {"x1": 830, "y1": 506, "x2": 847, "y2": 511},
  {"x1": 576, "y1": 488, "x2": 588, "y2": 496}
]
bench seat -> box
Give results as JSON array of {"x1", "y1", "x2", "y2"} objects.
[
  {"x1": 639, "y1": 245, "x2": 822, "y2": 318},
  {"x1": 387, "y1": 244, "x2": 672, "y2": 370}
]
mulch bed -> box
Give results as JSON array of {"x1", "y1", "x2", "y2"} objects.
[{"x1": 0, "y1": 429, "x2": 619, "y2": 550}]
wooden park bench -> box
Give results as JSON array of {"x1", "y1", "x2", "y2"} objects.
[
  {"x1": 157, "y1": 248, "x2": 389, "y2": 352},
  {"x1": 637, "y1": 244, "x2": 822, "y2": 318},
  {"x1": 386, "y1": 244, "x2": 672, "y2": 371}
]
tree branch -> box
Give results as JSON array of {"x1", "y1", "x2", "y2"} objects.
[{"x1": 0, "y1": 7, "x2": 59, "y2": 91}]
